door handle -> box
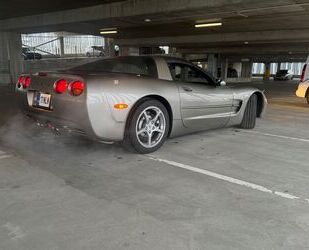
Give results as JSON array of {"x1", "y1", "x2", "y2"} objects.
[{"x1": 182, "y1": 86, "x2": 193, "y2": 92}]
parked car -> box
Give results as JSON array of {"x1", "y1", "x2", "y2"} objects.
[
  {"x1": 295, "y1": 59, "x2": 309, "y2": 104},
  {"x1": 274, "y1": 70, "x2": 294, "y2": 80},
  {"x1": 296, "y1": 61, "x2": 309, "y2": 104},
  {"x1": 15, "y1": 56, "x2": 267, "y2": 154},
  {"x1": 296, "y1": 80, "x2": 309, "y2": 104},
  {"x1": 85, "y1": 46, "x2": 104, "y2": 57},
  {"x1": 22, "y1": 47, "x2": 42, "y2": 60}
]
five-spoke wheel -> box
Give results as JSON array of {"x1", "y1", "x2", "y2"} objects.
[
  {"x1": 136, "y1": 106, "x2": 166, "y2": 149},
  {"x1": 124, "y1": 99, "x2": 169, "y2": 154}
]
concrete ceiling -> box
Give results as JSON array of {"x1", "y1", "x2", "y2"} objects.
[
  {"x1": 1, "y1": 0, "x2": 309, "y2": 58},
  {"x1": 0, "y1": 0, "x2": 124, "y2": 20}
]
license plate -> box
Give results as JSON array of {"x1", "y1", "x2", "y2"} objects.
[{"x1": 35, "y1": 92, "x2": 52, "y2": 109}]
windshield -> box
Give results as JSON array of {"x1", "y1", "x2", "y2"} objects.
[{"x1": 71, "y1": 57, "x2": 158, "y2": 78}]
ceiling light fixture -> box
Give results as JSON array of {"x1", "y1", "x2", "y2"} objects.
[
  {"x1": 195, "y1": 22, "x2": 222, "y2": 28},
  {"x1": 100, "y1": 28, "x2": 118, "y2": 35},
  {"x1": 144, "y1": 18, "x2": 151, "y2": 22}
]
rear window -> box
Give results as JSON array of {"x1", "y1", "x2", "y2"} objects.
[{"x1": 71, "y1": 57, "x2": 158, "y2": 78}]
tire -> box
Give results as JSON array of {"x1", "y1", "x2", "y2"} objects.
[
  {"x1": 86, "y1": 52, "x2": 91, "y2": 57},
  {"x1": 306, "y1": 95, "x2": 309, "y2": 105},
  {"x1": 239, "y1": 94, "x2": 257, "y2": 129},
  {"x1": 123, "y1": 99, "x2": 170, "y2": 154}
]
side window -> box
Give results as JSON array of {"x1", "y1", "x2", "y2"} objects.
[
  {"x1": 185, "y1": 65, "x2": 209, "y2": 84},
  {"x1": 168, "y1": 63, "x2": 213, "y2": 85},
  {"x1": 168, "y1": 64, "x2": 182, "y2": 82}
]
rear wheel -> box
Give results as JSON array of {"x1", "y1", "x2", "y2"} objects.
[
  {"x1": 124, "y1": 99, "x2": 169, "y2": 154},
  {"x1": 239, "y1": 94, "x2": 257, "y2": 129}
]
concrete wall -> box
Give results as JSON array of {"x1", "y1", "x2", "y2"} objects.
[{"x1": 0, "y1": 32, "x2": 23, "y2": 85}]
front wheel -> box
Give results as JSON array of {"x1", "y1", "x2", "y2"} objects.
[
  {"x1": 124, "y1": 99, "x2": 169, "y2": 154},
  {"x1": 239, "y1": 94, "x2": 257, "y2": 129}
]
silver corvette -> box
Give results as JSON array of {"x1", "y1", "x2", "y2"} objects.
[{"x1": 16, "y1": 56, "x2": 267, "y2": 153}]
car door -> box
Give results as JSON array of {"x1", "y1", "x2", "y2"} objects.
[{"x1": 168, "y1": 62, "x2": 234, "y2": 130}]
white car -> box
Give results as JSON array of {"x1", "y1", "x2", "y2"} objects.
[
  {"x1": 85, "y1": 46, "x2": 104, "y2": 57},
  {"x1": 296, "y1": 58, "x2": 309, "y2": 104},
  {"x1": 296, "y1": 81, "x2": 309, "y2": 104}
]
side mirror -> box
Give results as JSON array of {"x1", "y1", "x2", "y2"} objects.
[{"x1": 216, "y1": 79, "x2": 226, "y2": 86}]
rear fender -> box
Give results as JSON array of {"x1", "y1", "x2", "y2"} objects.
[{"x1": 86, "y1": 74, "x2": 181, "y2": 141}]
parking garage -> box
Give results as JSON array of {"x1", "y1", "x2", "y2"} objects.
[{"x1": 1, "y1": 1, "x2": 309, "y2": 249}]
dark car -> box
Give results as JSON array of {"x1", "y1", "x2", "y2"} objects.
[
  {"x1": 22, "y1": 47, "x2": 42, "y2": 60},
  {"x1": 274, "y1": 70, "x2": 294, "y2": 81}
]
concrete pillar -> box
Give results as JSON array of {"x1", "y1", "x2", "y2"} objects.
[
  {"x1": 0, "y1": 32, "x2": 23, "y2": 85},
  {"x1": 241, "y1": 60, "x2": 253, "y2": 78},
  {"x1": 168, "y1": 47, "x2": 177, "y2": 55},
  {"x1": 105, "y1": 38, "x2": 115, "y2": 57},
  {"x1": 207, "y1": 54, "x2": 218, "y2": 78},
  {"x1": 59, "y1": 36, "x2": 65, "y2": 57},
  {"x1": 220, "y1": 57, "x2": 228, "y2": 80},
  {"x1": 277, "y1": 62, "x2": 281, "y2": 73},
  {"x1": 263, "y1": 62, "x2": 271, "y2": 80},
  {"x1": 119, "y1": 46, "x2": 139, "y2": 56},
  {"x1": 233, "y1": 62, "x2": 242, "y2": 78}
]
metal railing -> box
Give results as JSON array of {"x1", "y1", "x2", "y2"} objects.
[{"x1": 22, "y1": 33, "x2": 105, "y2": 57}]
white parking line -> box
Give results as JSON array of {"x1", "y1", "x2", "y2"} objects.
[
  {"x1": 0, "y1": 149, "x2": 13, "y2": 160},
  {"x1": 241, "y1": 130, "x2": 309, "y2": 143},
  {"x1": 148, "y1": 156, "x2": 306, "y2": 203},
  {"x1": 0, "y1": 155, "x2": 12, "y2": 160}
]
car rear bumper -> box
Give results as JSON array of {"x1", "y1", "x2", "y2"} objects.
[
  {"x1": 15, "y1": 85, "x2": 96, "y2": 139},
  {"x1": 24, "y1": 112, "x2": 88, "y2": 136}
]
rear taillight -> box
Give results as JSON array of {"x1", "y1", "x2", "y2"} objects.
[
  {"x1": 54, "y1": 79, "x2": 68, "y2": 94},
  {"x1": 301, "y1": 64, "x2": 307, "y2": 82},
  {"x1": 23, "y1": 76, "x2": 31, "y2": 89},
  {"x1": 17, "y1": 75, "x2": 31, "y2": 89},
  {"x1": 69, "y1": 81, "x2": 85, "y2": 96},
  {"x1": 17, "y1": 76, "x2": 25, "y2": 88}
]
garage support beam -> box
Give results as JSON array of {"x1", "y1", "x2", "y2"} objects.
[
  {"x1": 220, "y1": 57, "x2": 228, "y2": 81},
  {"x1": 207, "y1": 54, "x2": 218, "y2": 78},
  {"x1": 59, "y1": 36, "x2": 65, "y2": 57},
  {"x1": 119, "y1": 46, "x2": 139, "y2": 56},
  {"x1": 241, "y1": 60, "x2": 253, "y2": 80},
  {"x1": 263, "y1": 62, "x2": 271, "y2": 81},
  {"x1": 0, "y1": 32, "x2": 23, "y2": 85},
  {"x1": 105, "y1": 38, "x2": 115, "y2": 57},
  {"x1": 277, "y1": 62, "x2": 281, "y2": 73}
]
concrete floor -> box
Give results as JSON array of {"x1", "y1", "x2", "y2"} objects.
[{"x1": 0, "y1": 80, "x2": 309, "y2": 250}]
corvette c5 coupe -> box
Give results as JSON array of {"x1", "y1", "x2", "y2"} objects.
[{"x1": 16, "y1": 56, "x2": 267, "y2": 153}]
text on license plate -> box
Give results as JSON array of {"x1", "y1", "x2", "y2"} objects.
[{"x1": 36, "y1": 93, "x2": 51, "y2": 108}]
